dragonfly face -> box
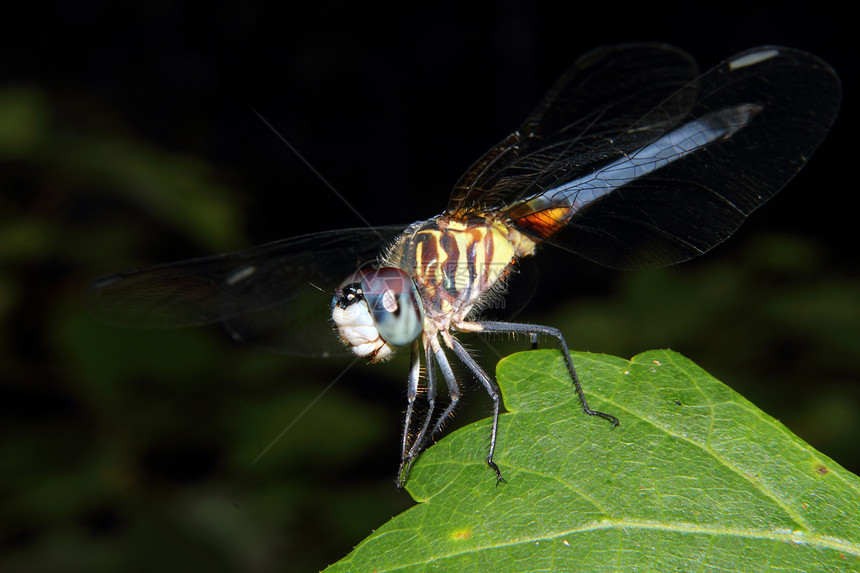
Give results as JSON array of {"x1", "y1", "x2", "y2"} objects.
[
  {"x1": 332, "y1": 267, "x2": 424, "y2": 361},
  {"x1": 88, "y1": 44, "x2": 841, "y2": 488}
]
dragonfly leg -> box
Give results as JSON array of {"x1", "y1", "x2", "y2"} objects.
[
  {"x1": 427, "y1": 333, "x2": 461, "y2": 441},
  {"x1": 472, "y1": 321, "x2": 619, "y2": 428},
  {"x1": 444, "y1": 332, "x2": 505, "y2": 484},
  {"x1": 400, "y1": 340, "x2": 422, "y2": 465},
  {"x1": 396, "y1": 336, "x2": 438, "y2": 488}
]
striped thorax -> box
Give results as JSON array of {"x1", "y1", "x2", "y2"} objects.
[
  {"x1": 332, "y1": 216, "x2": 538, "y2": 361},
  {"x1": 390, "y1": 216, "x2": 537, "y2": 324}
]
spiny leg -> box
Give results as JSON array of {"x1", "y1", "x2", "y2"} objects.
[
  {"x1": 409, "y1": 338, "x2": 440, "y2": 460},
  {"x1": 443, "y1": 331, "x2": 505, "y2": 484},
  {"x1": 396, "y1": 337, "x2": 437, "y2": 488},
  {"x1": 470, "y1": 321, "x2": 619, "y2": 428},
  {"x1": 400, "y1": 339, "x2": 422, "y2": 465},
  {"x1": 406, "y1": 335, "x2": 454, "y2": 461},
  {"x1": 426, "y1": 336, "x2": 461, "y2": 442}
]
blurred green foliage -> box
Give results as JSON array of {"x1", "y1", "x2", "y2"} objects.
[
  {"x1": 1, "y1": 81, "x2": 856, "y2": 573},
  {"x1": 0, "y1": 86, "x2": 414, "y2": 572}
]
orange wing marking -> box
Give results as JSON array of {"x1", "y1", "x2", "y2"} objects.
[{"x1": 512, "y1": 206, "x2": 574, "y2": 239}]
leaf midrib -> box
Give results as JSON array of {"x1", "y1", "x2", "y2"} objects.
[{"x1": 373, "y1": 517, "x2": 860, "y2": 573}]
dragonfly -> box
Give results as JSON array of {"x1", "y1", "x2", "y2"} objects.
[{"x1": 88, "y1": 44, "x2": 841, "y2": 487}]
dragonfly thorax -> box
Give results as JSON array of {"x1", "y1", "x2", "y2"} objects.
[
  {"x1": 385, "y1": 216, "x2": 538, "y2": 329},
  {"x1": 331, "y1": 216, "x2": 537, "y2": 362}
]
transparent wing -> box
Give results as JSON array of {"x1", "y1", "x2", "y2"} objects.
[
  {"x1": 450, "y1": 45, "x2": 842, "y2": 269},
  {"x1": 87, "y1": 226, "x2": 406, "y2": 356},
  {"x1": 446, "y1": 43, "x2": 701, "y2": 216}
]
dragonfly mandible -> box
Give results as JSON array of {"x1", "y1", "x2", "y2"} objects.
[{"x1": 88, "y1": 44, "x2": 841, "y2": 487}]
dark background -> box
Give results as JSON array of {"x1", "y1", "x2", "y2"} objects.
[{"x1": 2, "y1": 2, "x2": 857, "y2": 572}]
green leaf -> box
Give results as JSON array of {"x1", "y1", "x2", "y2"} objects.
[{"x1": 324, "y1": 349, "x2": 860, "y2": 572}]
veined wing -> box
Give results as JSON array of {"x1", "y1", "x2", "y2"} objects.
[
  {"x1": 451, "y1": 45, "x2": 842, "y2": 269},
  {"x1": 446, "y1": 43, "x2": 701, "y2": 217},
  {"x1": 87, "y1": 226, "x2": 406, "y2": 356}
]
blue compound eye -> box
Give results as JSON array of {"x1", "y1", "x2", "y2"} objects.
[{"x1": 359, "y1": 268, "x2": 424, "y2": 346}]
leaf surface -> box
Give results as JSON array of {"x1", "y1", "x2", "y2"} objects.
[{"x1": 325, "y1": 350, "x2": 860, "y2": 572}]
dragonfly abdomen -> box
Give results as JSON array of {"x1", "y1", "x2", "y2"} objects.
[{"x1": 505, "y1": 104, "x2": 764, "y2": 243}]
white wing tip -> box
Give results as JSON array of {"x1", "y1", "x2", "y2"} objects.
[{"x1": 728, "y1": 48, "x2": 780, "y2": 71}]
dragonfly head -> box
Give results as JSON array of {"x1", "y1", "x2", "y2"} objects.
[{"x1": 332, "y1": 267, "x2": 424, "y2": 362}]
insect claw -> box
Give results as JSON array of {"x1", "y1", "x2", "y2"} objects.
[{"x1": 488, "y1": 458, "x2": 505, "y2": 485}]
